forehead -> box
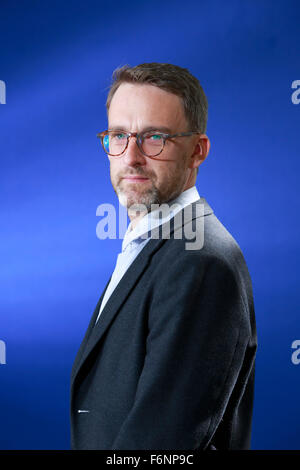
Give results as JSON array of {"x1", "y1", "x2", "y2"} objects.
[{"x1": 108, "y1": 83, "x2": 188, "y2": 130}]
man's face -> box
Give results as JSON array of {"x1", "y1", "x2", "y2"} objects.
[{"x1": 107, "y1": 83, "x2": 200, "y2": 212}]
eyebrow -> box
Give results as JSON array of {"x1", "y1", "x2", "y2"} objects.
[{"x1": 108, "y1": 125, "x2": 173, "y2": 134}]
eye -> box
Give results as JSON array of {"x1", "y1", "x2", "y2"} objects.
[
  {"x1": 115, "y1": 133, "x2": 127, "y2": 140},
  {"x1": 144, "y1": 132, "x2": 163, "y2": 141},
  {"x1": 110, "y1": 132, "x2": 127, "y2": 142}
]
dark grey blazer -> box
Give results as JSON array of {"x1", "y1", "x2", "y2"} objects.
[{"x1": 70, "y1": 197, "x2": 257, "y2": 450}]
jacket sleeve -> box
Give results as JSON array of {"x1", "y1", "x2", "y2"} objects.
[{"x1": 111, "y1": 252, "x2": 254, "y2": 450}]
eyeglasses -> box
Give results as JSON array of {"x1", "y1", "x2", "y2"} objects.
[{"x1": 96, "y1": 130, "x2": 201, "y2": 158}]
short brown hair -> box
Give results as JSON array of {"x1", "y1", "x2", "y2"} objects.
[{"x1": 106, "y1": 63, "x2": 208, "y2": 134}]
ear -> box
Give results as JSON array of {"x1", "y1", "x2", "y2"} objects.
[{"x1": 188, "y1": 134, "x2": 210, "y2": 170}]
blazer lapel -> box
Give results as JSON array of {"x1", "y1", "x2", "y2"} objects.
[
  {"x1": 71, "y1": 197, "x2": 213, "y2": 387},
  {"x1": 70, "y1": 276, "x2": 111, "y2": 382},
  {"x1": 71, "y1": 236, "x2": 164, "y2": 387}
]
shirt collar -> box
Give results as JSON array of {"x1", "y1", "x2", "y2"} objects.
[{"x1": 122, "y1": 186, "x2": 200, "y2": 252}]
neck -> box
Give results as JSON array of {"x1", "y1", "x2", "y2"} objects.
[{"x1": 128, "y1": 210, "x2": 148, "y2": 230}]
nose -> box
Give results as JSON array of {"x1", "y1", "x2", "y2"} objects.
[{"x1": 123, "y1": 135, "x2": 146, "y2": 167}]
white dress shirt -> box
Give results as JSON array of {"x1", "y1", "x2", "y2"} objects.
[{"x1": 95, "y1": 185, "x2": 200, "y2": 324}]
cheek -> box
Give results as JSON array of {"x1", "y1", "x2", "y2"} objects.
[{"x1": 109, "y1": 160, "x2": 120, "y2": 177}]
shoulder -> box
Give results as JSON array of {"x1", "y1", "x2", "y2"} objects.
[
  {"x1": 160, "y1": 203, "x2": 246, "y2": 269},
  {"x1": 150, "y1": 200, "x2": 253, "y2": 297}
]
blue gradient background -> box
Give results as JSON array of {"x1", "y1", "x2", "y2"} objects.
[{"x1": 1, "y1": 0, "x2": 300, "y2": 450}]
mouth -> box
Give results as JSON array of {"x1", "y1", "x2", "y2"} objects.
[{"x1": 122, "y1": 176, "x2": 150, "y2": 182}]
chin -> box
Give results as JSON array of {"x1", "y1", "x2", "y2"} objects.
[{"x1": 117, "y1": 187, "x2": 160, "y2": 212}]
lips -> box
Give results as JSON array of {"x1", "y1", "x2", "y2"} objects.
[{"x1": 122, "y1": 175, "x2": 149, "y2": 181}]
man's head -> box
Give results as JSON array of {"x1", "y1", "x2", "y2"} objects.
[
  {"x1": 103, "y1": 63, "x2": 210, "y2": 222},
  {"x1": 106, "y1": 63, "x2": 208, "y2": 134}
]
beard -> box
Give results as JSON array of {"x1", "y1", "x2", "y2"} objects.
[
  {"x1": 111, "y1": 165, "x2": 160, "y2": 213},
  {"x1": 115, "y1": 179, "x2": 160, "y2": 218},
  {"x1": 110, "y1": 157, "x2": 189, "y2": 217}
]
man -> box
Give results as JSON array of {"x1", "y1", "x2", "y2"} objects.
[{"x1": 70, "y1": 63, "x2": 257, "y2": 450}]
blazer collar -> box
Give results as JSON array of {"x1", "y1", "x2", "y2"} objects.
[{"x1": 71, "y1": 197, "x2": 213, "y2": 387}]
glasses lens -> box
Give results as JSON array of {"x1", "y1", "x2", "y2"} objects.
[
  {"x1": 103, "y1": 131, "x2": 128, "y2": 156},
  {"x1": 100, "y1": 131, "x2": 164, "y2": 157},
  {"x1": 141, "y1": 132, "x2": 164, "y2": 156},
  {"x1": 103, "y1": 134, "x2": 110, "y2": 153}
]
